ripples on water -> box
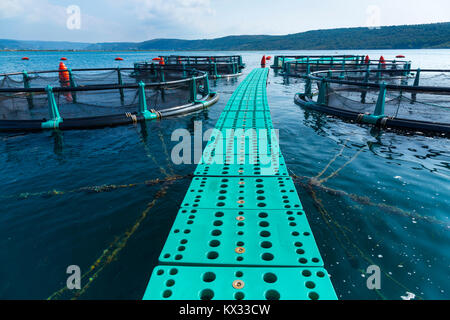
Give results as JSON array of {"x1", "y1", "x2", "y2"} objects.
[{"x1": 0, "y1": 50, "x2": 448, "y2": 300}]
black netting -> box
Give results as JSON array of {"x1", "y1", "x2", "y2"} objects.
[
  {"x1": 321, "y1": 71, "x2": 450, "y2": 124},
  {"x1": 284, "y1": 61, "x2": 410, "y2": 79},
  {"x1": 0, "y1": 66, "x2": 211, "y2": 123},
  {"x1": 146, "y1": 55, "x2": 244, "y2": 77}
]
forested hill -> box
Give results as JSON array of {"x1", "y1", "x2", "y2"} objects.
[{"x1": 1, "y1": 23, "x2": 449, "y2": 51}]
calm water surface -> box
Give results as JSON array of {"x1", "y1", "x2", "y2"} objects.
[{"x1": 0, "y1": 50, "x2": 448, "y2": 300}]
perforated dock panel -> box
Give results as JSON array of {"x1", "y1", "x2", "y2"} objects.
[{"x1": 143, "y1": 68, "x2": 337, "y2": 300}]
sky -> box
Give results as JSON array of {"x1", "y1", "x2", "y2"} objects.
[{"x1": 0, "y1": 0, "x2": 449, "y2": 43}]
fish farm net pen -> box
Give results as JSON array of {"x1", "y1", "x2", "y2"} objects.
[
  {"x1": 281, "y1": 60, "x2": 412, "y2": 79},
  {"x1": 155, "y1": 55, "x2": 245, "y2": 79},
  {"x1": 294, "y1": 68, "x2": 450, "y2": 136},
  {"x1": 271, "y1": 55, "x2": 367, "y2": 70},
  {"x1": 0, "y1": 65, "x2": 218, "y2": 132}
]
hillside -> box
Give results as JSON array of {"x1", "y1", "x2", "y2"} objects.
[{"x1": 1, "y1": 22, "x2": 449, "y2": 51}]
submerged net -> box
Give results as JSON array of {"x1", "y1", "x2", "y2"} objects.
[
  {"x1": 303, "y1": 69, "x2": 450, "y2": 132},
  {"x1": 141, "y1": 55, "x2": 245, "y2": 78},
  {"x1": 0, "y1": 66, "x2": 210, "y2": 122},
  {"x1": 327, "y1": 84, "x2": 450, "y2": 123},
  {"x1": 272, "y1": 55, "x2": 366, "y2": 70},
  {"x1": 284, "y1": 59, "x2": 411, "y2": 79}
]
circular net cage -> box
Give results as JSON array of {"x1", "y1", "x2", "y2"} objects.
[
  {"x1": 283, "y1": 57, "x2": 411, "y2": 80},
  {"x1": 300, "y1": 69, "x2": 450, "y2": 135},
  {"x1": 0, "y1": 66, "x2": 213, "y2": 131},
  {"x1": 140, "y1": 55, "x2": 245, "y2": 79},
  {"x1": 271, "y1": 55, "x2": 366, "y2": 70}
]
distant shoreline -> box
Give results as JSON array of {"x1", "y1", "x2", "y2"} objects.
[
  {"x1": 1, "y1": 22, "x2": 449, "y2": 52},
  {"x1": 1, "y1": 48, "x2": 449, "y2": 53}
]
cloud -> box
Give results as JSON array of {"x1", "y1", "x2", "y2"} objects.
[
  {"x1": 0, "y1": 0, "x2": 66, "y2": 25},
  {"x1": 126, "y1": 0, "x2": 215, "y2": 38},
  {"x1": 0, "y1": 0, "x2": 26, "y2": 19}
]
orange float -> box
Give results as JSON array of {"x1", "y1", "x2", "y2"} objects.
[{"x1": 58, "y1": 62, "x2": 73, "y2": 102}]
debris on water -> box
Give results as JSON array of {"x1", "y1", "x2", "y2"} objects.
[{"x1": 401, "y1": 292, "x2": 416, "y2": 300}]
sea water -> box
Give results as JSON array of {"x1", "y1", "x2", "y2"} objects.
[{"x1": 0, "y1": 50, "x2": 448, "y2": 300}]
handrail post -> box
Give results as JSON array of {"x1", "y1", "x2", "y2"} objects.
[
  {"x1": 374, "y1": 83, "x2": 386, "y2": 117},
  {"x1": 204, "y1": 74, "x2": 210, "y2": 96},
  {"x1": 208, "y1": 58, "x2": 212, "y2": 75},
  {"x1": 41, "y1": 85, "x2": 63, "y2": 129},
  {"x1": 304, "y1": 77, "x2": 312, "y2": 98},
  {"x1": 361, "y1": 82, "x2": 387, "y2": 125},
  {"x1": 411, "y1": 68, "x2": 421, "y2": 103},
  {"x1": 190, "y1": 76, "x2": 197, "y2": 103},
  {"x1": 138, "y1": 81, "x2": 157, "y2": 120},
  {"x1": 340, "y1": 60, "x2": 346, "y2": 79},
  {"x1": 182, "y1": 63, "x2": 187, "y2": 78},
  {"x1": 361, "y1": 65, "x2": 370, "y2": 103},
  {"x1": 376, "y1": 62, "x2": 382, "y2": 83},
  {"x1": 317, "y1": 79, "x2": 328, "y2": 105},
  {"x1": 160, "y1": 65, "x2": 165, "y2": 82},
  {"x1": 22, "y1": 71, "x2": 33, "y2": 108},
  {"x1": 68, "y1": 69, "x2": 77, "y2": 103},
  {"x1": 117, "y1": 67, "x2": 124, "y2": 103},
  {"x1": 306, "y1": 56, "x2": 310, "y2": 74},
  {"x1": 22, "y1": 71, "x2": 30, "y2": 89}
]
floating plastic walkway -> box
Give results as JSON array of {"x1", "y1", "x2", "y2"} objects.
[{"x1": 143, "y1": 68, "x2": 337, "y2": 300}]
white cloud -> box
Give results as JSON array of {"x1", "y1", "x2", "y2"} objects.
[
  {"x1": 0, "y1": 0, "x2": 66, "y2": 25},
  {"x1": 0, "y1": 0, "x2": 26, "y2": 19},
  {"x1": 127, "y1": 0, "x2": 215, "y2": 37}
]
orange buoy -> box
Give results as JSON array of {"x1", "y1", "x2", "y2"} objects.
[
  {"x1": 159, "y1": 57, "x2": 165, "y2": 65},
  {"x1": 396, "y1": 55, "x2": 405, "y2": 59},
  {"x1": 152, "y1": 57, "x2": 162, "y2": 61},
  {"x1": 60, "y1": 57, "x2": 67, "y2": 61},
  {"x1": 58, "y1": 62, "x2": 72, "y2": 102},
  {"x1": 379, "y1": 56, "x2": 386, "y2": 69},
  {"x1": 115, "y1": 57, "x2": 124, "y2": 61},
  {"x1": 266, "y1": 56, "x2": 272, "y2": 60},
  {"x1": 22, "y1": 57, "x2": 29, "y2": 61},
  {"x1": 365, "y1": 55, "x2": 370, "y2": 64},
  {"x1": 261, "y1": 55, "x2": 266, "y2": 68}
]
